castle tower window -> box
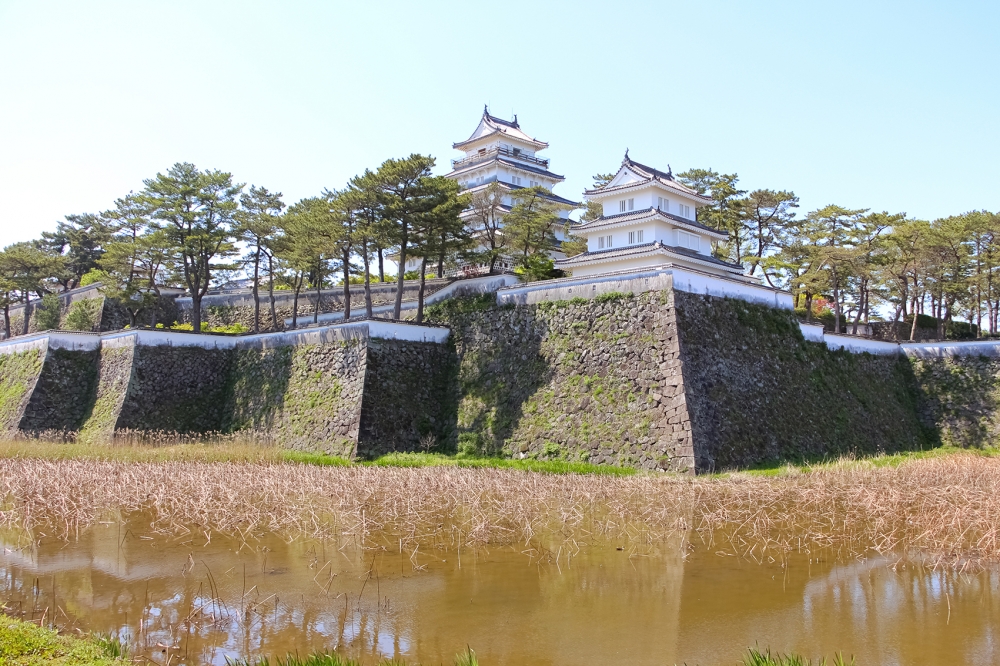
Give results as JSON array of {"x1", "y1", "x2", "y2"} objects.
[
  {"x1": 628, "y1": 230, "x2": 644, "y2": 245},
  {"x1": 677, "y1": 230, "x2": 699, "y2": 251},
  {"x1": 597, "y1": 235, "x2": 613, "y2": 249},
  {"x1": 619, "y1": 200, "x2": 626, "y2": 212},
  {"x1": 679, "y1": 204, "x2": 691, "y2": 218},
  {"x1": 658, "y1": 197, "x2": 670, "y2": 211}
]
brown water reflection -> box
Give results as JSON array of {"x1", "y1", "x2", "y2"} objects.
[{"x1": 1, "y1": 522, "x2": 998, "y2": 665}]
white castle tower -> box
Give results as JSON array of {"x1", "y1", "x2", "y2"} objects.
[
  {"x1": 556, "y1": 152, "x2": 749, "y2": 280},
  {"x1": 444, "y1": 107, "x2": 578, "y2": 274}
]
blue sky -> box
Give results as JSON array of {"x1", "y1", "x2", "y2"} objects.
[{"x1": 1, "y1": 0, "x2": 997, "y2": 246}]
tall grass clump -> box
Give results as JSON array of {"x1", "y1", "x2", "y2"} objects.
[
  {"x1": 743, "y1": 647, "x2": 855, "y2": 666},
  {"x1": 227, "y1": 648, "x2": 477, "y2": 666},
  {"x1": 2, "y1": 452, "x2": 1000, "y2": 567}
]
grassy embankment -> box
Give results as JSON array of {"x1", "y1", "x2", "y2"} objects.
[
  {"x1": 0, "y1": 439, "x2": 636, "y2": 475},
  {"x1": 3, "y1": 436, "x2": 994, "y2": 476},
  {"x1": 0, "y1": 616, "x2": 124, "y2": 665}
]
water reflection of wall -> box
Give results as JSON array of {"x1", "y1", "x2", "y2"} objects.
[
  {"x1": 1, "y1": 527, "x2": 687, "y2": 666},
  {"x1": 9, "y1": 524, "x2": 998, "y2": 666},
  {"x1": 397, "y1": 545, "x2": 685, "y2": 665},
  {"x1": 675, "y1": 550, "x2": 1000, "y2": 665}
]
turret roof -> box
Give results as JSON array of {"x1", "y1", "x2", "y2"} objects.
[
  {"x1": 585, "y1": 152, "x2": 710, "y2": 202},
  {"x1": 576, "y1": 206, "x2": 727, "y2": 240},
  {"x1": 555, "y1": 241, "x2": 744, "y2": 274},
  {"x1": 453, "y1": 106, "x2": 549, "y2": 150}
]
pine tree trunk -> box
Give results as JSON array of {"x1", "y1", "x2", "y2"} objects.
[
  {"x1": 378, "y1": 247, "x2": 385, "y2": 283},
  {"x1": 416, "y1": 256, "x2": 428, "y2": 324},
  {"x1": 192, "y1": 293, "x2": 204, "y2": 333},
  {"x1": 292, "y1": 277, "x2": 301, "y2": 329},
  {"x1": 832, "y1": 274, "x2": 841, "y2": 333},
  {"x1": 342, "y1": 249, "x2": 352, "y2": 321},
  {"x1": 314, "y1": 280, "x2": 321, "y2": 325},
  {"x1": 362, "y1": 242, "x2": 373, "y2": 318},
  {"x1": 22, "y1": 299, "x2": 31, "y2": 336},
  {"x1": 267, "y1": 255, "x2": 278, "y2": 331},
  {"x1": 393, "y1": 233, "x2": 407, "y2": 320},
  {"x1": 252, "y1": 249, "x2": 261, "y2": 334},
  {"x1": 3, "y1": 303, "x2": 9, "y2": 339}
]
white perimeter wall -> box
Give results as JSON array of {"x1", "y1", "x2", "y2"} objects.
[
  {"x1": 498, "y1": 266, "x2": 791, "y2": 309},
  {"x1": 0, "y1": 321, "x2": 450, "y2": 354}
]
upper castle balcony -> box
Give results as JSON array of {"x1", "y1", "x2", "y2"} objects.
[{"x1": 451, "y1": 145, "x2": 550, "y2": 171}]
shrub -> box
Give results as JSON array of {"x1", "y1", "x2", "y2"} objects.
[
  {"x1": 35, "y1": 294, "x2": 62, "y2": 330},
  {"x1": 594, "y1": 291, "x2": 631, "y2": 304},
  {"x1": 514, "y1": 254, "x2": 564, "y2": 282},
  {"x1": 79, "y1": 268, "x2": 104, "y2": 287},
  {"x1": 64, "y1": 299, "x2": 102, "y2": 331},
  {"x1": 457, "y1": 432, "x2": 482, "y2": 457}
]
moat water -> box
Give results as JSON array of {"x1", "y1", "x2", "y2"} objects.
[{"x1": 2, "y1": 521, "x2": 998, "y2": 665}]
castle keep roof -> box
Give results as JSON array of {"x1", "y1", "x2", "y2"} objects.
[{"x1": 453, "y1": 106, "x2": 549, "y2": 151}]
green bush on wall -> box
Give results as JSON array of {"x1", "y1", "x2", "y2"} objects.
[
  {"x1": 65, "y1": 299, "x2": 103, "y2": 331},
  {"x1": 35, "y1": 294, "x2": 61, "y2": 330}
]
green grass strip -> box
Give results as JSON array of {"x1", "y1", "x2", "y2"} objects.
[{"x1": 0, "y1": 616, "x2": 124, "y2": 665}]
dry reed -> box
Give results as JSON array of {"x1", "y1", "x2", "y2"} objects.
[{"x1": 1, "y1": 453, "x2": 999, "y2": 568}]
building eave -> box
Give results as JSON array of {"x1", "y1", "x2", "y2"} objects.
[
  {"x1": 446, "y1": 157, "x2": 565, "y2": 182},
  {"x1": 453, "y1": 131, "x2": 549, "y2": 152},
  {"x1": 576, "y1": 208, "x2": 728, "y2": 240},
  {"x1": 555, "y1": 241, "x2": 745, "y2": 275},
  {"x1": 584, "y1": 178, "x2": 711, "y2": 203}
]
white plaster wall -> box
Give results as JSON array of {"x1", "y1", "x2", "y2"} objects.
[
  {"x1": 670, "y1": 268, "x2": 792, "y2": 309},
  {"x1": 598, "y1": 183, "x2": 701, "y2": 219},
  {"x1": 584, "y1": 218, "x2": 711, "y2": 255},
  {"x1": 4, "y1": 321, "x2": 451, "y2": 355},
  {"x1": 498, "y1": 266, "x2": 791, "y2": 311},
  {"x1": 799, "y1": 322, "x2": 826, "y2": 342},
  {"x1": 0, "y1": 335, "x2": 49, "y2": 356},
  {"x1": 823, "y1": 334, "x2": 901, "y2": 355},
  {"x1": 0, "y1": 331, "x2": 101, "y2": 354},
  {"x1": 902, "y1": 340, "x2": 1000, "y2": 358}
]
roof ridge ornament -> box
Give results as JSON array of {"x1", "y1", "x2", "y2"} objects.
[
  {"x1": 513, "y1": 113, "x2": 518, "y2": 126},
  {"x1": 623, "y1": 148, "x2": 630, "y2": 165},
  {"x1": 667, "y1": 164, "x2": 673, "y2": 179},
  {"x1": 483, "y1": 104, "x2": 489, "y2": 116}
]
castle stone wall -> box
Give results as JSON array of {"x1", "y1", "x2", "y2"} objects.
[
  {"x1": 907, "y1": 354, "x2": 1000, "y2": 448},
  {"x1": 358, "y1": 339, "x2": 458, "y2": 458},
  {"x1": 116, "y1": 345, "x2": 232, "y2": 434},
  {"x1": 673, "y1": 292, "x2": 932, "y2": 471},
  {"x1": 0, "y1": 342, "x2": 46, "y2": 434},
  {"x1": 431, "y1": 291, "x2": 696, "y2": 471},
  {"x1": 19, "y1": 348, "x2": 99, "y2": 433},
  {"x1": 432, "y1": 287, "x2": 936, "y2": 473},
  {"x1": 225, "y1": 340, "x2": 366, "y2": 456},
  {"x1": 80, "y1": 338, "x2": 136, "y2": 438}
]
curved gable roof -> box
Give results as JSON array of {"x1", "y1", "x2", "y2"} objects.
[
  {"x1": 453, "y1": 107, "x2": 549, "y2": 150},
  {"x1": 585, "y1": 152, "x2": 709, "y2": 202}
]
